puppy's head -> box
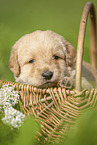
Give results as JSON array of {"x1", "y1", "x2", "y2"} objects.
[{"x1": 9, "y1": 30, "x2": 76, "y2": 88}]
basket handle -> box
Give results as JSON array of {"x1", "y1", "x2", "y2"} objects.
[{"x1": 75, "y1": 2, "x2": 97, "y2": 91}]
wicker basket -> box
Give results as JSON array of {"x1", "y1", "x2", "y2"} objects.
[{"x1": 0, "y1": 1, "x2": 97, "y2": 142}]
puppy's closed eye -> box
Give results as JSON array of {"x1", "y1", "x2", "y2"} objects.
[
  {"x1": 53, "y1": 55, "x2": 60, "y2": 60},
  {"x1": 53, "y1": 54, "x2": 66, "y2": 62},
  {"x1": 53, "y1": 49, "x2": 65, "y2": 60},
  {"x1": 28, "y1": 59, "x2": 34, "y2": 63}
]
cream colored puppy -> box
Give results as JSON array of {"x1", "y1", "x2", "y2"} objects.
[{"x1": 9, "y1": 30, "x2": 97, "y2": 89}]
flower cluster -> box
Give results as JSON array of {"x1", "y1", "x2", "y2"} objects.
[
  {"x1": 0, "y1": 84, "x2": 19, "y2": 110},
  {"x1": 2, "y1": 107, "x2": 26, "y2": 128},
  {"x1": 0, "y1": 84, "x2": 26, "y2": 128}
]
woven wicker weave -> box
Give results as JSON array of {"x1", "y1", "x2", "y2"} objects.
[{"x1": 0, "y1": 1, "x2": 97, "y2": 142}]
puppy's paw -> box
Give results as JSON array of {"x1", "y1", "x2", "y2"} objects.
[{"x1": 58, "y1": 77, "x2": 74, "y2": 89}]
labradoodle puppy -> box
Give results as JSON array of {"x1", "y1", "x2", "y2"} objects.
[{"x1": 9, "y1": 30, "x2": 97, "y2": 89}]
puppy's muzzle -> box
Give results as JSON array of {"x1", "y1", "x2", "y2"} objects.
[{"x1": 42, "y1": 71, "x2": 53, "y2": 80}]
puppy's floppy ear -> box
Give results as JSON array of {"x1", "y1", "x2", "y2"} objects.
[
  {"x1": 9, "y1": 46, "x2": 20, "y2": 77},
  {"x1": 65, "y1": 41, "x2": 76, "y2": 67}
]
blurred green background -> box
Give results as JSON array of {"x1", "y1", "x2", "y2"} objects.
[{"x1": 0, "y1": 0, "x2": 97, "y2": 82}]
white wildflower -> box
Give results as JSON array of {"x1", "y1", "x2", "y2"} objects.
[
  {"x1": 0, "y1": 84, "x2": 26, "y2": 128},
  {"x1": 2, "y1": 107, "x2": 26, "y2": 128},
  {"x1": 0, "y1": 84, "x2": 19, "y2": 110}
]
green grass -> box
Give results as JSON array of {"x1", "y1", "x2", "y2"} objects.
[
  {"x1": 0, "y1": 0, "x2": 97, "y2": 81},
  {"x1": 0, "y1": 112, "x2": 41, "y2": 145}
]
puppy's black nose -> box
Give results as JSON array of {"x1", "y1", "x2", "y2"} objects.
[{"x1": 42, "y1": 71, "x2": 53, "y2": 80}]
